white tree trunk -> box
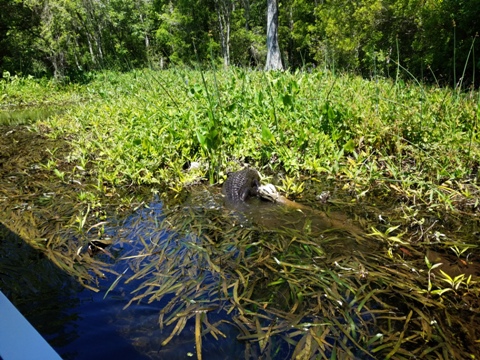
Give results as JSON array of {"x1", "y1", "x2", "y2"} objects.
[
  {"x1": 215, "y1": 0, "x2": 232, "y2": 68},
  {"x1": 139, "y1": 14, "x2": 150, "y2": 48},
  {"x1": 265, "y1": 0, "x2": 283, "y2": 70},
  {"x1": 86, "y1": 33, "x2": 96, "y2": 64}
]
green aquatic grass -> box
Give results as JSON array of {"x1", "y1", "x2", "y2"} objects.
[
  {"x1": 0, "y1": 72, "x2": 92, "y2": 126},
  {"x1": 109, "y1": 188, "x2": 479, "y2": 359}
]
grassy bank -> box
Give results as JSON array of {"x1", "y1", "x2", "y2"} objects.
[
  {"x1": 1, "y1": 72, "x2": 88, "y2": 108},
  {"x1": 16, "y1": 68, "x2": 477, "y2": 213}
]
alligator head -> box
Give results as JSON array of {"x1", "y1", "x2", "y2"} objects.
[{"x1": 222, "y1": 168, "x2": 260, "y2": 203}]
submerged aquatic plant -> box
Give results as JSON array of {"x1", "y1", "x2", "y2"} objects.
[{"x1": 102, "y1": 185, "x2": 480, "y2": 359}]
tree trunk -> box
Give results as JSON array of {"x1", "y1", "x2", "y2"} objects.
[
  {"x1": 49, "y1": 47, "x2": 65, "y2": 80},
  {"x1": 86, "y1": 33, "x2": 96, "y2": 64},
  {"x1": 265, "y1": 0, "x2": 282, "y2": 70},
  {"x1": 139, "y1": 14, "x2": 150, "y2": 48},
  {"x1": 242, "y1": 0, "x2": 250, "y2": 30},
  {"x1": 215, "y1": 0, "x2": 232, "y2": 68}
]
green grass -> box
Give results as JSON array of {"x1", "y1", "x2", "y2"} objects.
[
  {"x1": 1, "y1": 72, "x2": 88, "y2": 108},
  {"x1": 14, "y1": 67, "x2": 477, "y2": 215},
  {"x1": 0, "y1": 72, "x2": 92, "y2": 126}
]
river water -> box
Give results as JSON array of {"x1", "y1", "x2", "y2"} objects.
[{"x1": 0, "y1": 199, "x2": 249, "y2": 360}]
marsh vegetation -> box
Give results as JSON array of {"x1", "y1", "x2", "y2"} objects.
[{"x1": 0, "y1": 68, "x2": 479, "y2": 359}]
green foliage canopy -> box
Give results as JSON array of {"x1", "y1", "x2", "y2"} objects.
[{"x1": 0, "y1": 0, "x2": 478, "y2": 87}]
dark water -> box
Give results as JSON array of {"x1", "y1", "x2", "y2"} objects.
[
  {"x1": 3, "y1": 186, "x2": 478, "y2": 359},
  {"x1": 0, "y1": 222, "x2": 151, "y2": 359},
  {"x1": 0, "y1": 200, "x2": 246, "y2": 360}
]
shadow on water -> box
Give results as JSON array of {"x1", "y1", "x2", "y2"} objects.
[
  {"x1": 0, "y1": 222, "x2": 150, "y2": 360},
  {"x1": 0, "y1": 199, "x2": 247, "y2": 360}
]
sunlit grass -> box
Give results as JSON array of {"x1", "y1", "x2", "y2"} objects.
[
  {"x1": 0, "y1": 72, "x2": 88, "y2": 108},
  {"x1": 22, "y1": 67, "x2": 478, "y2": 217}
]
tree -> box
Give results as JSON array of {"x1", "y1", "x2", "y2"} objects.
[
  {"x1": 2, "y1": 0, "x2": 477, "y2": 86},
  {"x1": 0, "y1": 0, "x2": 40, "y2": 75},
  {"x1": 278, "y1": 0, "x2": 317, "y2": 69},
  {"x1": 214, "y1": 0, "x2": 233, "y2": 68},
  {"x1": 229, "y1": 0, "x2": 266, "y2": 67},
  {"x1": 265, "y1": 0, "x2": 282, "y2": 70}
]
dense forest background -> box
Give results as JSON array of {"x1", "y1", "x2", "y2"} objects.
[{"x1": 1, "y1": 0, "x2": 479, "y2": 87}]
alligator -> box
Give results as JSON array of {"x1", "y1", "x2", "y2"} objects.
[
  {"x1": 222, "y1": 168, "x2": 364, "y2": 241},
  {"x1": 222, "y1": 168, "x2": 261, "y2": 203},
  {"x1": 222, "y1": 167, "x2": 308, "y2": 208}
]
